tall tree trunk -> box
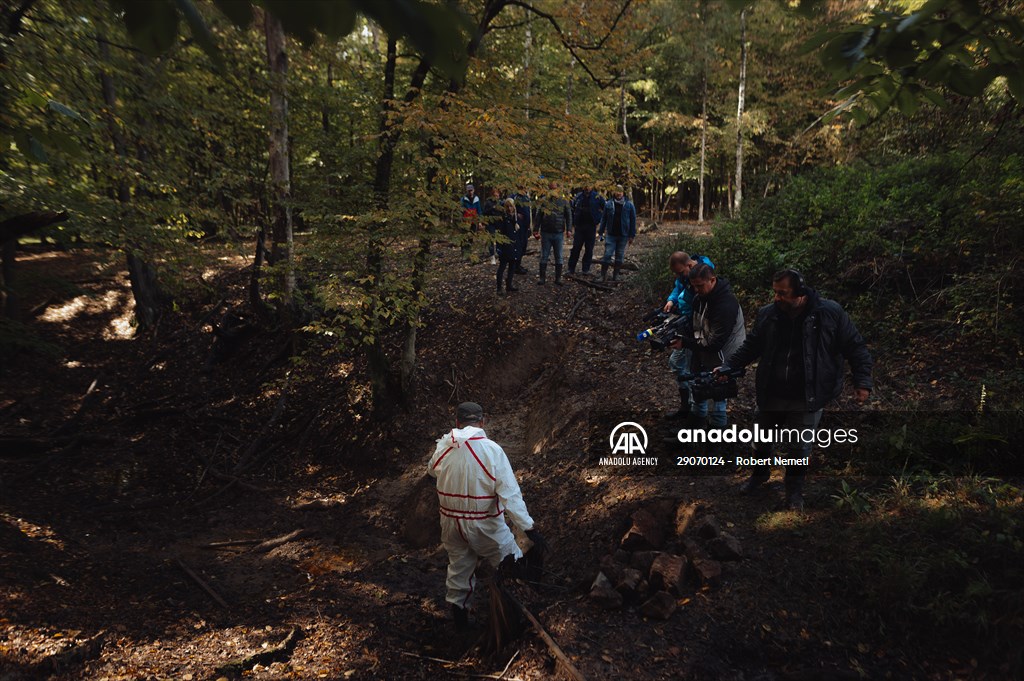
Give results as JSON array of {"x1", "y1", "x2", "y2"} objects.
[
  {"x1": 733, "y1": 8, "x2": 747, "y2": 217},
  {"x1": 524, "y1": 6, "x2": 532, "y2": 120},
  {"x1": 366, "y1": 37, "x2": 399, "y2": 413},
  {"x1": 98, "y1": 33, "x2": 166, "y2": 332},
  {"x1": 619, "y1": 81, "x2": 629, "y2": 145},
  {"x1": 264, "y1": 11, "x2": 295, "y2": 309},
  {"x1": 698, "y1": 0, "x2": 708, "y2": 224}
]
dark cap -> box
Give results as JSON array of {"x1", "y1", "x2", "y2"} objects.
[{"x1": 456, "y1": 402, "x2": 484, "y2": 423}]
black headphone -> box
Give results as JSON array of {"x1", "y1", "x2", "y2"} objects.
[{"x1": 781, "y1": 269, "x2": 808, "y2": 296}]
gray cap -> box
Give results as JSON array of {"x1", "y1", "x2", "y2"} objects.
[{"x1": 456, "y1": 402, "x2": 484, "y2": 423}]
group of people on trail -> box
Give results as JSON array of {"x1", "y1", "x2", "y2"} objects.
[
  {"x1": 459, "y1": 181, "x2": 638, "y2": 294},
  {"x1": 661, "y1": 252, "x2": 873, "y2": 511},
  {"x1": 425, "y1": 232, "x2": 873, "y2": 632}
]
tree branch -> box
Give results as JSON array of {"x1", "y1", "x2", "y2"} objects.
[{"x1": 0, "y1": 211, "x2": 69, "y2": 244}]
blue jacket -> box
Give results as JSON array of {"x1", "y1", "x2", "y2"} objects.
[
  {"x1": 666, "y1": 255, "x2": 715, "y2": 316},
  {"x1": 599, "y1": 198, "x2": 637, "y2": 238},
  {"x1": 572, "y1": 190, "x2": 604, "y2": 225}
]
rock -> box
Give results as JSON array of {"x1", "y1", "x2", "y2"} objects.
[
  {"x1": 616, "y1": 568, "x2": 643, "y2": 598},
  {"x1": 691, "y1": 557, "x2": 722, "y2": 587},
  {"x1": 599, "y1": 554, "x2": 625, "y2": 585},
  {"x1": 682, "y1": 537, "x2": 709, "y2": 562},
  {"x1": 590, "y1": 572, "x2": 623, "y2": 609},
  {"x1": 649, "y1": 553, "x2": 687, "y2": 595},
  {"x1": 639, "y1": 591, "x2": 677, "y2": 620},
  {"x1": 706, "y1": 532, "x2": 743, "y2": 561},
  {"x1": 630, "y1": 550, "x2": 659, "y2": 576},
  {"x1": 620, "y1": 508, "x2": 665, "y2": 551},
  {"x1": 613, "y1": 549, "x2": 631, "y2": 564},
  {"x1": 674, "y1": 502, "x2": 698, "y2": 537},
  {"x1": 695, "y1": 515, "x2": 722, "y2": 540}
]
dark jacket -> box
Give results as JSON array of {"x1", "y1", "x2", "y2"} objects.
[
  {"x1": 495, "y1": 212, "x2": 523, "y2": 260},
  {"x1": 536, "y1": 196, "x2": 573, "y2": 233},
  {"x1": 725, "y1": 289, "x2": 873, "y2": 411},
  {"x1": 573, "y1": 190, "x2": 604, "y2": 225},
  {"x1": 688, "y1": 277, "x2": 745, "y2": 374}
]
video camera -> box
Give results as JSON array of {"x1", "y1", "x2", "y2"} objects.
[
  {"x1": 636, "y1": 310, "x2": 690, "y2": 352},
  {"x1": 678, "y1": 367, "x2": 746, "y2": 402}
]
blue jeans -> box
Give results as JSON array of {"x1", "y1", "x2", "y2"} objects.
[
  {"x1": 539, "y1": 232, "x2": 564, "y2": 265},
  {"x1": 693, "y1": 397, "x2": 727, "y2": 428},
  {"x1": 600, "y1": 234, "x2": 628, "y2": 264}
]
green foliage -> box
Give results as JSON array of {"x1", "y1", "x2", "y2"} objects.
[
  {"x1": 708, "y1": 152, "x2": 1024, "y2": 358},
  {"x1": 832, "y1": 479, "x2": 872, "y2": 515},
  {"x1": 840, "y1": 476, "x2": 1024, "y2": 666},
  {"x1": 812, "y1": 0, "x2": 1024, "y2": 121},
  {"x1": 0, "y1": 318, "x2": 62, "y2": 365}
]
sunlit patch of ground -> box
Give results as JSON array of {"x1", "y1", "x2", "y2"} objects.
[{"x1": 36, "y1": 287, "x2": 136, "y2": 340}]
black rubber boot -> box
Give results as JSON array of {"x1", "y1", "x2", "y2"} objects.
[
  {"x1": 666, "y1": 386, "x2": 691, "y2": 419},
  {"x1": 739, "y1": 470, "x2": 770, "y2": 495},
  {"x1": 506, "y1": 271, "x2": 518, "y2": 292},
  {"x1": 538, "y1": 263, "x2": 547, "y2": 285},
  {"x1": 451, "y1": 604, "x2": 470, "y2": 631},
  {"x1": 612, "y1": 263, "x2": 622, "y2": 281},
  {"x1": 554, "y1": 264, "x2": 563, "y2": 285},
  {"x1": 784, "y1": 476, "x2": 806, "y2": 511},
  {"x1": 599, "y1": 263, "x2": 609, "y2": 282},
  {"x1": 496, "y1": 276, "x2": 503, "y2": 295}
]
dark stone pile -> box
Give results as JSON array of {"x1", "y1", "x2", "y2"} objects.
[{"x1": 588, "y1": 502, "x2": 743, "y2": 620}]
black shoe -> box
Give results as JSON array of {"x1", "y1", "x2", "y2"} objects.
[
  {"x1": 665, "y1": 387, "x2": 691, "y2": 419},
  {"x1": 538, "y1": 263, "x2": 547, "y2": 285},
  {"x1": 554, "y1": 264, "x2": 563, "y2": 285},
  {"x1": 612, "y1": 263, "x2": 621, "y2": 281},
  {"x1": 507, "y1": 283, "x2": 519, "y2": 292},
  {"x1": 739, "y1": 474, "x2": 769, "y2": 495},
  {"x1": 599, "y1": 264, "x2": 609, "y2": 282},
  {"x1": 451, "y1": 604, "x2": 470, "y2": 631},
  {"x1": 516, "y1": 266, "x2": 528, "y2": 275},
  {"x1": 785, "y1": 492, "x2": 805, "y2": 512}
]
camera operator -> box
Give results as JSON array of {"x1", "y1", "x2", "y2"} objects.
[
  {"x1": 663, "y1": 251, "x2": 714, "y2": 419},
  {"x1": 717, "y1": 270, "x2": 873, "y2": 511},
  {"x1": 669, "y1": 263, "x2": 745, "y2": 428}
]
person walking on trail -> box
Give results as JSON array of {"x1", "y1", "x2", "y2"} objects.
[
  {"x1": 427, "y1": 402, "x2": 547, "y2": 629},
  {"x1": 534, "y1": 180, "x2": 573, "y2": 286},
  {"x1": 495, "y1": 198, "x2": 524, "y2": 295},
  {"x1": 717, "y1": 269, "x2": 873, "y2": 511},
  {"x1": 460, "y1": 183, "x2": 482, "y2": 260},
  {"x1": 663, "y1": 251, "x2": 715, "y2": 420},
  {"x1": 568, "y1": 184, "x2": 604, "y2": 277},
  {"x1": 597, "y1": 184, "x2": 637, "y2": 282},
  {"x1": 669, "y1": 263, "x2": 745, "y2": 428}
]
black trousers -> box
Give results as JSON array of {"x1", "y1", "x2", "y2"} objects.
[{"x1": 568, "y1": 221, "x2": 597, "y2": 273}]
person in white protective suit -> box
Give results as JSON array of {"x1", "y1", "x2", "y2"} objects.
[{"x1": 427, "y1": 402, "x2": 547, "y2": 629}]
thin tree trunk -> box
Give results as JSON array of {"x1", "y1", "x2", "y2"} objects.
[
  {"x1": 733, "y1": 8, "x2": 747, "y2": 217},
  {"x1": 264, "y1": 11, "x2": 295, "y2": 309},
  {"x1": 619, "y1": 81, "x2": 629, "y2": 145},
  {"x1": 366, "y1": 37, "x2": 399, "y2": 412},
  {"x1": 98, "y1": 33, "x2": 166, "y2": 331},
  {"x1": 524, "y1": 7, "x2": 532, "y2": 120},
  {"x1": 698, "y1": 1, "x2": 708, "y2": 224}
]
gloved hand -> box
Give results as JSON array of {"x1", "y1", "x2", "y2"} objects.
[{"x1": 525, "y1": 528, "x2": 549, "y2": 554}]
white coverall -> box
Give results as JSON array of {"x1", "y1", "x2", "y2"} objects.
[{"x1": 427, "y1": 426, "x2": 535, "y2": 608}]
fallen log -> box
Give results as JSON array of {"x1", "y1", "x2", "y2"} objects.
[
  {"x1": 215, "y1": 627, "x2": 303, "y2": 677},
  {"x1": 564, "y1": 275, "x2": 613, "y2": 291},
  {"x1": 176, "y1": 558, "x2": 230, "y2": 609},
  {"x1": 253, "y1": 528, "x2": 315, "y2": 553}
]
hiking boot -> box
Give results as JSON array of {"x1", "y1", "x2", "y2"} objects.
[
  {"x1": 451, "y1": 604, "x2": 470, "y2": 631},
  {"x1": 665, "y1": 386, "x2": 692, "y2": 420},
  {"x1": 739, "y1": 473, "x2": 770, "y2": 495},
  {"x1": 612, "y1": 263, "x2": 622, "y2": 281},
  {"x1": 784, "y1": 476, "x2": 806, "y2": 511}
]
